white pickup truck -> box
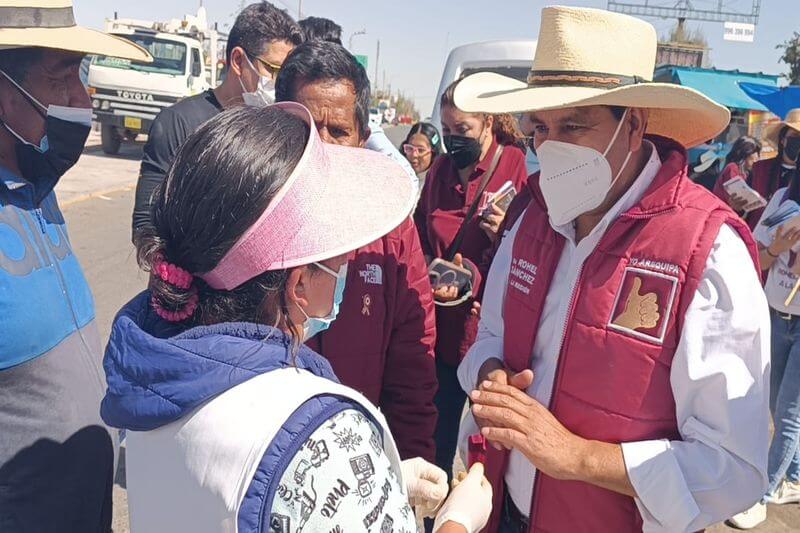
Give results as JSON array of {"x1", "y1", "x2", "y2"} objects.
[{"x1": 88, "y1": 8, "x2": 225, "y2": 154}]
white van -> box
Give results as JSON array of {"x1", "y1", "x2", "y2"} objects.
[
  {"x1": 429, "y1": 40, "x2": 540, "y2": 173},
  {"x1": 429, "y1": 40, "x2": 537, "y2": 132}
]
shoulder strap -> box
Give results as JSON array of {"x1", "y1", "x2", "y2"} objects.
[{"x1": 445, "y1": 145, "x2": 505, "y2": 261}]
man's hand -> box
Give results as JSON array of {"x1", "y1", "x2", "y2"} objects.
[
  {"x1": 470, "y1": 380, "x2": 586, "y2": 481},
  {"x1": 473, "y1": 359, "x2": 534, "y2": 451}
]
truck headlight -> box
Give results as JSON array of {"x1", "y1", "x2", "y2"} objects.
[{"x1": 100, "y1": 100, "x2": 110, "y2": 111}]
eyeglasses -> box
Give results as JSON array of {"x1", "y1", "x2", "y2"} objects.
[
  {"x1": 403, "y1": 144, "x2": 432, "y2": 157},
  {"x1": 245, "y1": 50, "x2": 282, "y2": 76}
]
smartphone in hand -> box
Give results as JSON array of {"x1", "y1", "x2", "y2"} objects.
[
  {"x1": 480, "y1": 181, "x2": 517, "y2": 218},
  {"x1": 429, "y1": 257, "x2": 473, "y2": 295}
]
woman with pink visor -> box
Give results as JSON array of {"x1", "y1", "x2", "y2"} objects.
[{"x1": 100, "y1": 103, "x2": 491, "y2": 533}]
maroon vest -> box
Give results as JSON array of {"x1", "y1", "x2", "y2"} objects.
[{"x1": 482, "y1": 138, "x2": 760, "y2": 532}]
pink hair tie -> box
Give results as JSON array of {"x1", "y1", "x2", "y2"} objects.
[
  {"x1": 152, "y1": 292, "x2": 199, "y2": 323},
  {"x1": 151, "y1": 254, "x2": 199, "y2": 322},
  {"x1": 153, "y1": 255, "x2": 194, "y2": 289}
]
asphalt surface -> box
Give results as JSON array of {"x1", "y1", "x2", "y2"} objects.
[{"x1": 60, "y1": 127, "x2": 800, "y2": 532}]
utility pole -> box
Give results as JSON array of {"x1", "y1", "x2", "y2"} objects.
[
  {"x1": 374, "y1": 39, "x2": 380, "y2": 94},
  {"x1": 298, "y1": 0, "x2": 302, "y2": 19},
  {"x1": 348, "y1": 29, "x2": 366, "y2": 50}
]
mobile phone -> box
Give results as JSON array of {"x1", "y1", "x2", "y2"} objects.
[
  {"x1": 480, "y1": 181, "x2": 517, "y2": 218},
  {"x1": 428, "y1": 258, "x2": 473, "y2": 294}
]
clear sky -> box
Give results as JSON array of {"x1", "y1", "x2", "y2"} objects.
[{"x1": 74, "y1": 0, "x2": 798, "y2": 116}]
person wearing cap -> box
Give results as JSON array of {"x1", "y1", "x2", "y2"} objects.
[
  {"x1": 715, "y1": 110, "x2": 800, "y2": 230},
  {"x1": 454, "y1": 6, "x2": 769, "y2": 533},
  {"x1": 275, "y1": 41, "x2": 438, "y2": 463},
  {"x1": 0, "y1": 1, "x2": 150, "y2": 531},
  {"x1": 101, "y1": 103, "x2": 493, "y2": 533},
  {"x1": 131, "y1": 1, "x2": 304, "y2": 243}
]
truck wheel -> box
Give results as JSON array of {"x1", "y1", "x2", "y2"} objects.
[{"x1": 101, "y1": 125, "x2": 122, "y2": 155}]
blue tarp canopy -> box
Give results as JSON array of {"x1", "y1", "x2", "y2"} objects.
[
  {"x1": 660, "y1": 67, "x2": 779, "y2": 111},
  {"x1": 738, "y1": 82, "x2": 800, "y2": 119}
]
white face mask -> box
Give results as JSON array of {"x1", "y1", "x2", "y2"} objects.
[
  {"x1": 537, "y1": 109, "x2": 633, "y2": 226},
  {"x1": 238, "y1": 54, "x2": 275, "y2": 107}
]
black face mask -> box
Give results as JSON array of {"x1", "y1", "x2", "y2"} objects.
[
  {"x1": 785, "y1": 136, "x2": 800, "y2": 163},
  {"x1": 0, "y1": 70, "x2": 91, "y2": 202},
  {"x1": 444, "y1": 134, "x2": 483, "y2": 169}
]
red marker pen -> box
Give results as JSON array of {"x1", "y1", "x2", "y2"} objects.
[{"x1": 468, "y1": 434, "x2": 487, "y2": 467}]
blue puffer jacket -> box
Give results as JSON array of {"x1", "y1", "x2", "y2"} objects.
[{"x1": 101, "y1": 291, "x2": 388, "y2": 532}]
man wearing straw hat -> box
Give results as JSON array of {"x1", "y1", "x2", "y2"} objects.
[
  {"x1": 456, "y1": 6, "x2": 770, "y2": 532},
  {"x1": 0, "y1": 1, "x2": 150, "y2": 531}
]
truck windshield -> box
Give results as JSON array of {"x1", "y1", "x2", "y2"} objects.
[{"x1": 93, "y1": 34, "x2": 187, "y2": 76}]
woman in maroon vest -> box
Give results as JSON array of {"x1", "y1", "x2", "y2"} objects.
[{"x1": 414, "y1": 81, "x2": 528, "y2": 478}]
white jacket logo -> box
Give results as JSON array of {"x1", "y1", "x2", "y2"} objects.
[{"x1": 359, "y1": 264, "x2": 383, "y2": 285}]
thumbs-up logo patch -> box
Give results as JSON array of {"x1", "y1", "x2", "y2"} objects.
[{"x1": 608, "y1": 267, "x2": 678, "y2": 344}]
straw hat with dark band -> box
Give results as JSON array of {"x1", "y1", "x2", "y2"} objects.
[
  {"x1": 0, "y1": 0, "x2": 151, "y2": 62},
  {"x1": 454, "y1": 6, "x2": 731, "y2": 148}
]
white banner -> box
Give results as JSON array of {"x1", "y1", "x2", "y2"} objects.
[{"x1": 724, "y1": 22, "x2": 755, "y2": 43}]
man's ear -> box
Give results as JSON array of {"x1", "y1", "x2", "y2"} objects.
[
  {"x1": 285, "y1": 266, "x2": 308, "y2": 310},
  {"x1": 628, "y1": 108, "x2": 649, "y2": 153},
  {"x1": 229, "y1": 47, "x2": 248, "y2": 78}
]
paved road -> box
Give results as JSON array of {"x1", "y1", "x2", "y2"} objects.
[{"x1": 60, "y1": 130, "x2": 800, "y2": 532}]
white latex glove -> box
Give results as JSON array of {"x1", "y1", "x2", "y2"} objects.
[
  {"x1": 400, "y1": 457, "x2": 448, "y2": 518},
  {"x1": 433, "y1": 463, "x2": 493, "y2": 533}
]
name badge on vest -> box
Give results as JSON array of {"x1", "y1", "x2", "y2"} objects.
[{"x1": 608, "y1": 266, "x2": 678, "y2": 344}]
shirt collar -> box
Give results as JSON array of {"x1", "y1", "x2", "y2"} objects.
[
  {"x1": 0, "y1": 164, "x2": 27, "y2": 191},
  {"x1": 475, "y1": 138, "x2": 499, "y2": 174},
  {"x1": 551, "y1": 139, "x2": 662, "y2": 243}
]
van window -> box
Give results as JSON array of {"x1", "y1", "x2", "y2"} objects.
[
  {"x1": 461, "y1": 66, "x2": 530, "y2": 83},
  {"x1": 191, "y1": 48, "x2": 202, "y2": 77}
]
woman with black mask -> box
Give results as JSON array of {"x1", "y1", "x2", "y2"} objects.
[
  {"x1": 721, "y1": 110, "x2": 800, "y2": 230},
  {"x1": 414, "y1": 80, "x2": 528, "y2": 479}
]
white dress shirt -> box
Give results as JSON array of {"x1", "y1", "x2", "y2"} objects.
[{"x1": 457, "y1": 141, "x2": 770, "y2": 532}]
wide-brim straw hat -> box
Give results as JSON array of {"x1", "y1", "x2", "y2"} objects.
[
  {"x1": 764, "y1": 108, "x2": 800, "y2": 148},
  {"x1": 0, "y1": 0, "x2": 151, "y2": 62},
  {"x1": 454, "y1": 6, "x2": 730, "y2": 148}
]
